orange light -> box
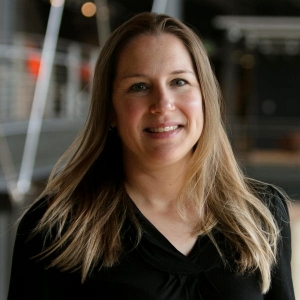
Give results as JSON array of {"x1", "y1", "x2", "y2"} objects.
[
  {"x1": 81, "y1": 2, "x2": 97, "y2": 18},
  {"x1": 81, "y1": 62, "x2": 91, "y2": 83},
  {"x1": 27, "y1": 53, "x2": 41, "y2": 79}
]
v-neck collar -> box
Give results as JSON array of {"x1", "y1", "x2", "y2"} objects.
[{"x1": 129, "y1": 200, "x2": 223, "y2": 275}]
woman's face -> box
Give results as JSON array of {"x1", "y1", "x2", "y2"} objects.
[{"x1": 112, "y1": 33, "x2": 203, "y2": 170}]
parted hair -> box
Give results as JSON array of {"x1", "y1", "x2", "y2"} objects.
[{"x1": 34, "y1": 12, "x2": 280, "y2": 293}]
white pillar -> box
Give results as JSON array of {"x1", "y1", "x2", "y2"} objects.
[
  {"x1": 17, "y1": 1, "x2": 65, "y2": 197},
  {"x1": 152, "y1": 0, "x2": 183, "y2": 20}
]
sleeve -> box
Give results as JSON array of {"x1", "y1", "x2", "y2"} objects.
[
  {"x1": 263, "y1": 186, "x2": 295, "y2": 300},
  {"x1": 8, "y1": 199, "x2": 81, "y2": 300}
]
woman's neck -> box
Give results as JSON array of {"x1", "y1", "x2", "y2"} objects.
[{"x1": 124, "y1": 162, "x2": 187, "y2": 212}]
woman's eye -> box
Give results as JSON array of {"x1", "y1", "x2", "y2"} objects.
[
  {"x1": 130, "y1": 83, "x2": 148, "y2": 92},
  {"x1": 172, "y1": 79, "x2": 187, "y2": 86}
]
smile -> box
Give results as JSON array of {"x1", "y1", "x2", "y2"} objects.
[{"x1": 147, "y1": 125, "x2": 179, "y2": 133}]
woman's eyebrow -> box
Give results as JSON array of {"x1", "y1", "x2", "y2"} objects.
[
  {"x1": 119, "y1": 73, "x2": 147, "y2": 81},
  {"x1": 119, "y1": 69, "x2": 195, "y2": 81},
  {"x1": 170, "y1": 69, "x2": 195, "y2": 75}
]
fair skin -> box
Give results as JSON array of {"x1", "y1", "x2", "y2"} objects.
[{"x1": 112, "y1": 33, "x2": 204, "y2": 255}]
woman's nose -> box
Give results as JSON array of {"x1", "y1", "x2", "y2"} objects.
[{"x1": 149, "y1": 88, "x2": 175, "y2": 114}]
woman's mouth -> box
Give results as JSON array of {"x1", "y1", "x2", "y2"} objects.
[{"x1": 145, "y1": 125, "x2": 180, "y2": 133}]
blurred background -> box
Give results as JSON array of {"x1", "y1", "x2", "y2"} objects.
[{"x1": 0, "y1": 0, "x2": 299, "y2": 299}]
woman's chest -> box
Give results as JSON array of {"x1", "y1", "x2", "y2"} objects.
[{"x1": 81, "y1": 241, "x2": 263, "y2": 300}]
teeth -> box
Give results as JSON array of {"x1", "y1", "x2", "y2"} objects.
[{"x1": 148, "y1": 125, "x2": 179, "y2": 133}]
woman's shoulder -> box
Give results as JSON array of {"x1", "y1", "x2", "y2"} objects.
[
  {"x1": 17, "y1": 196, "x2": 50, "y2": 236},
  {"x1": 248, "y1": 180, "x2": 290, "y2": 226}
]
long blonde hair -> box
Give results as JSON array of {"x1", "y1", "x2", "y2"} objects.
[{"x1": 34, "y1": 12, "x2": 279, "y2": 293}]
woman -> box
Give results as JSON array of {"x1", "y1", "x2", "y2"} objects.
[{"x1": 8, "y1": 12, "x2": 295, "y2": 299}]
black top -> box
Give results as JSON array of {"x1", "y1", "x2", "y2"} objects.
[{"x1": 8, "y1": 186, "x2": 295, "y2": 300}]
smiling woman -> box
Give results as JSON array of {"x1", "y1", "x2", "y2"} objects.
[
  {"x1": 8, "y1": 12, "x2": 295, "y2": 300},
  {"x1": 111, "y1": 33, "x2": 203, "y2": 170}
]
